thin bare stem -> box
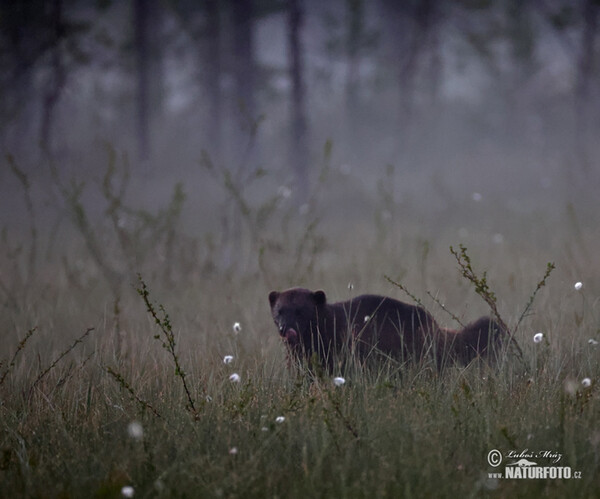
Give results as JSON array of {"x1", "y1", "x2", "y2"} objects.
[
  {"x1": 0, "y1": 327, "x2": 38, "y2": 386},
  {"x1": 136, "y1": 274, "x2": 198, "y2": 414},
  {"x1": 29, "y1": 327, "x2": 95, "y2": 394}
]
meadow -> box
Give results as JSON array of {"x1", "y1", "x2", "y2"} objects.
[{"x1": 1, "y1": 153, "x2": 599, "y2": 498}]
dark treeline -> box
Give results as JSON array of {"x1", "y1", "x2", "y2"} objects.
[{"x1": 1, "y1": 0, "x2": 599, "y2": 207}]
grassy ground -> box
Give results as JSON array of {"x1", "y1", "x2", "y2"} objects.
[{"x1": 1, "y1": 161, "x2": 599, "y2": 498}]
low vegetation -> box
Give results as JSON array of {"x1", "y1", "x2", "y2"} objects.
[{"x1": 1, "y1": 152, "x2": 598, "y2": 498}]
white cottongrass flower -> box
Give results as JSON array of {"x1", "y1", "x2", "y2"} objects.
[
  {"x1": 574, "y1": 281, "x2": 583, "y2": 291},
  {"x1": 261, "y1": 426, "x2": 269, "y2": 432},
  {"x1": 229, "y1": 447, "x2": 238, "y2": 455},
  {"x1": 233, "y1": 322, "x2": 242, "y2": 334},
  {"x1": 127, "y1": 421, "x2": 144, "y2": 440},
  {"x1": 582, "y1": 378, "x2": 592, "y2": 388},
  {"x1": 229, "y1": 373, "x2": 241, "y2": 383},
  {"x1": 121, "y1": 486, "x2": 135, "y2": 498},
  {"x1": 223, "y1": 355, "x2": 234, "y2": 364},
  {"x1": 533, "y1": 332, "x2": 544, "y2": 343},
  {"x1": 589, "y1": 339, "x2": 599, "y2": 346},
  {"x1": 564, "y1": 379, "x2": 578, "y2": 396},
  {"x1": 333, "y1": 376, "x2": 346, "y2": 387},
  {"x1": 277, "y1": 185, "x2": 292, "y2": 199},
  {"x1": 275, "y1": 416, "x2": 285, "y2": 424},
  {"x1": 364, "y1": 315, "x2": 370, "y2": 323}
]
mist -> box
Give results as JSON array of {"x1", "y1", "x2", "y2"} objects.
[
  {"x1": 1, "y1": 0, "x2": 599, "y2": 289},
  {"x1": 2, "y1": 3, "x2": 600, "y2": 496}
]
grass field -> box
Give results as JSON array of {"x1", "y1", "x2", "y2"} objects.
[{"x1": 1, "y1": 159, "x2": 599, "y2": 498}]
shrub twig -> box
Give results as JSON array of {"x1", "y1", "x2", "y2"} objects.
[
  {"x1": 136, "y1": 274, "x2": 198, "y2": 414},
  {"x1": 28, "y1": 327, "x2": 95, "y2": 394},
  {"x1": 450, "y1": 244, "x2": 525, "y2": 363},
  {"x1": 105, "y1": 366, "x2": 162, "y2": 419},
  {"x1": 0, "y1": 327, "x2": 38, "y2": 386},
  {"x1": 384, "y1": 275, "x2": 425, "y2": 309},
  {"x1": 425, "y1": 291, "x2": 466, "y2": 328},
  {"x1": 514, "y1": 262, "x2": 556, "y2": 334}
]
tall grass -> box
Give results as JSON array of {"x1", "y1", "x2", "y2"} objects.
[{"x1": 1, "y1": 152, "x2": 599, "y2": 498}]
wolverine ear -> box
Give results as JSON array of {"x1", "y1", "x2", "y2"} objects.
[
  {"x1": 268, "y1": 291, "x2": 280, "y2": 307},
  {"x1": 313, "y1": 290, "x2": 326, "y2": 305}
]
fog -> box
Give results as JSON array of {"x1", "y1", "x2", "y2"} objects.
[{"x1": 1, "y1": 0, "x2": 599, "y2": 281}]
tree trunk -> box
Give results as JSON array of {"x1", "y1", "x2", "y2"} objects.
[
  {"x1": 205, "y1": 0, "x2": 222, "y2": 162},
  {"x1": 40, "y1": 0, "x2": 65, "y2": 157},
  {"x1": 134, "y1": 0, "x2": 150, "y2": 163},
  {"x1": 345, "y1": 0, "x2": 363, "y2": 143},
  {"x1": 574, "y1": 0, "x2": 599, "y2": 182},
  {"x1": 232, "y1": 0, "x2": 255, "y2": 128},
  {"x1": 288, "y1": 0, "x2": 309, "y2": 200}
]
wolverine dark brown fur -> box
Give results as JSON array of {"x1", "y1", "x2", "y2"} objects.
[{"x1": 268, "y1": 288, "x2": 505, "y2": 368}]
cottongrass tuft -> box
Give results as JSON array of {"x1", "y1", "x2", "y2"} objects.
[
  {"x1": 574, "y1": 281, "x2": 583, "y2": 291},
  {"x1": 277, "y1": 185, "x2": 292, "y2": 199},
  {"x1": 233, "y1": 322, "x2": 242, "y2": 334},
  {"x1": 333, "y1": 377, "x2": 346, "y2": 387},
  {"x1": 223, "y1": 355, "x2": 234, "y2": 364},
  {"x1": 121, "y1": 485, "x2": 135, "y2": 498},
  {"x1": 582, "y1": 378, "x2": 592, "y2": 388},
  {"x1": 564, "y1": 379, "x2": 578, "y2": 396},
  {"x1": 229, "y1": 447, "x2": 238, "y2": 455},
  {"x1": 533, "y1": 332, "x2": 544, "y2": 344},
  {"x1": 127, "y1": 421, "x2": 143, "y2": 440},
  {"x1": 229, "y1": 373, "x2": 241, "y2": 383},
  {"x1": 589, "y1": 339, "x2": 599, "y2": 346},
  {"x1": 363, "y1": 315, "x2": 370, "y2": 323},
  {"x1": 275, "y1": 416, "x2": 285, "y2": 423}
]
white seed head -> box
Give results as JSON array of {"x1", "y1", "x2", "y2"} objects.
[
  {"x1": 229, "y1": 373, "x2": 241, "y2": 383},
  {"x1": 582, "y1": 378, "x2": 592, "y2": 388},
  {"x1": 277, "y1": 185, "x2": 292, "y2": 199},
  {"x1": 229, "y1": 447, "x2": 238, "y2": 455},
  {"x1": 363, "y1": 315, "x2": 370, "y2": 323},
  {"x1": 589, "y1": 339, "x2": 599, "y2": 346},
  {"x1": 223, "y1": 355, "x2": 234, "y2": 364},
  {"x1": 533, "y1": 332, "x2": 544, "y2": 344},
  {"x1": 564, "y1": 379, "x2": 578, "y2": 396},
  {"x1": 127, "y1": 421, "x2": 143, "y2": 440},
  {"x1": 574, "y1": 281, "x2": 583, "y2": 291},
  {"x1": 233, "y1": 322, "x2": 242, "y2": 334},
  {"x1": 121, "y1": 486, "x2": 135, "y2": 498},
  {"x1": 275, "y1": 416, "x2": 285, "y2": 424},
  {"x1": 333, "y1": 376, "x2": 346, "y2": 387}
]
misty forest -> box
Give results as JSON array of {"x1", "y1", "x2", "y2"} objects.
[{"x1": 1, "y1": 1, "x2": 600, "y2": 497}]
